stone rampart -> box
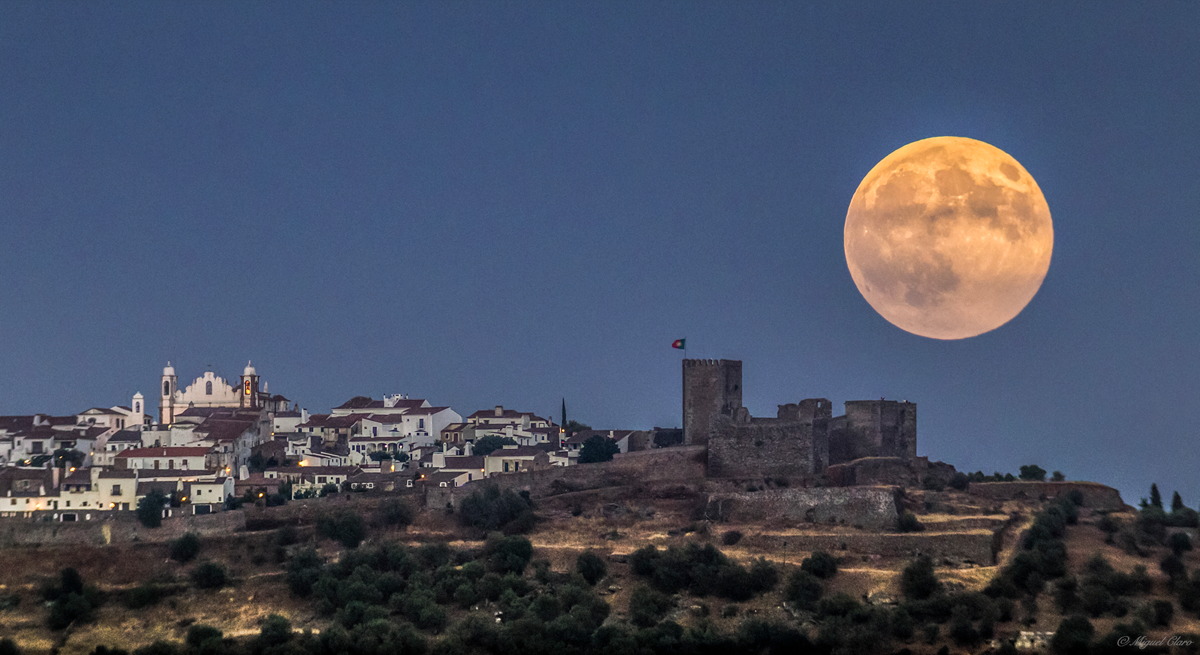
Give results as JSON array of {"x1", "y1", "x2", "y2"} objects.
[
  {"x1": 0, "y1": 510, "x2": 247, "y2": 548},
  {"x1": 706, "y1": 486, "x2": 901, "y2": 531},
  {"x1": 744, "y1": 529, "x2": 997, "y2": 565},
  {"x1": 425, "y1": 446, "x2": 707, "y2": 509},
  {"x1": 967, "y1": 481, "x2": 1126, "y2": 510}
]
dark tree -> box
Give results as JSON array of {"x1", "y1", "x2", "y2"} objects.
[
  {"x1": 579, "y1": 435, "x2": 620, "y2": 463},
  {"x1": 1172, "y1": 491, "x2": 1186, "y2": 513},
  {"x1": 901, "y1": 554, "x2": 942, "y2": 600},
  {"x1": 1150, "y1": 483, "x2": 1163, "y2": 509},
  {"x1": 473, "y1": 435, "x2": 518, "y2": 457},
  {"x1": 190, "y1": 562, "x2": 228, "y2": 589},
  {"x1": 800, "y1": 551, "x2": 839, "y2": 579},
  {"x1": 628, "y1": 585, "x2": 673, "y2": 627},
  {"x1": 136, "y1": 490, "x2": 168, "y2": 528},
  {"x1": 576, "y1": 551, "x2": 608, "y2": 586},
  {"x1": 784, "y1": 571, "x2": 823, "y2": 609},
  {"x1": 1051, "y1": 471, "x2": 1066, "y2": 482},
  {"x1": 316, "y1": 510, "x2": 367, "y2": 548},
  {"x1": 1049, "y1": 615, "x2": 1094, "y2": 655},
  {"x1": 375, "y1": 498, "x2": 414, "y2": 527},
  {"x1": 169, "y1": 533, "x2": 201, "y2": 562},
  {"x1": 1019, "y1": 465, "x2": 1047, "y2": 481}
]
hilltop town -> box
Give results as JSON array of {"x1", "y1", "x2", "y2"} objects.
[{"x1": 7, "y1": 359, "x2": 1200, "y2": 655}]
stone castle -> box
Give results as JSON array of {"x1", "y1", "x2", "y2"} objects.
[{"x1": 682, "y1": 359, "x2": 917, "y2": 480}]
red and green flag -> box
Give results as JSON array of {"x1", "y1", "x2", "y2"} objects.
[{"x1": 671, "y1": 338, "x2": 686, "y2": 350}]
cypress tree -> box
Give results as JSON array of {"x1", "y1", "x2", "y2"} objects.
[{"x1": 1150, "y1": 484, "x2": 1163, "y2": 509}]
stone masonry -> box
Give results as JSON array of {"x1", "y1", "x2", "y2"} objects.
[{"x1": 684, "y1": 359, "x2": 917, "y2": 479}]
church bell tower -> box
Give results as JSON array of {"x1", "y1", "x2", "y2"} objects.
[
  {"x1": 240, "y1": 361, "x2": 260, "y2": 409},
  {"x1": 160, "y1": 362, "x2": 178, "y2": 425}
]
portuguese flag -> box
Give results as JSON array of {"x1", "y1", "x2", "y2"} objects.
[{"x1": 671, "y1": 339, "x2": 686, "y2": 350}]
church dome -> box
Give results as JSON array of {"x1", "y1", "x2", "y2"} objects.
[
  {"x1": 243, "y1": 361, "x2": 257, "y2": 377},
  {"x1": 163, "y1": 361, "x2": 176, "y2": 377}
]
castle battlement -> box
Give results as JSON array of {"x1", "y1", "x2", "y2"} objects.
[{"x1": 682, "y1": 359, "x2": 916, "y2": 479}]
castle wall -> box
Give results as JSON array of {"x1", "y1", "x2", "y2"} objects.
[
  {"x1": 706, "y1": 486, "x2": 901, "y2": 530},
  {"x1": 743, "y1": 530, "x2": 997, "y2": 565},
  {"x1": 682, "y1": 359, "x2": 742, "y2": 446},
  {"x1": 967, "y1": 481, "x2": 1126, "y2": 510},
  {"x1": 833, "y1": 400, "x2": 917, "y2": 464},
  {"x1": 0, "y1": 509, "x2": 247, "y2": 548},
  {"x1": 708, "y1": 419, "x2": 816, "y2": 478},
  {"x1": 424, "y1": 446, "x2": 708, "y2": 509}
]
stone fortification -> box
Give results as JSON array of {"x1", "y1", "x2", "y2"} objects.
[
  {"x1": 744, "y1": 529, "x2": 999, "y2": 565},
  {"x1": 967, "y1": 481, "x2": 1126, "y2": 511},
  {"x1": 705, "y1": 486, "x2": 901, "y2": 531},
  {"x1": 682, "y1": 359, "x2": 742, "y2": 446},
  {"x1": 424, "y1": 446, "x2": 707, "y2": 510},
  {"x1": 0, "y1": 509, "x2": 247, "y2": 548},
  {"x1": 684, "y1": 359, "x2": 919, "y2": 479},
  {"x1": 825, "y1": 456, "x2": 957, "y2": 487}
]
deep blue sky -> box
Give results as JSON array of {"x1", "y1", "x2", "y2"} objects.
[{"x1": 2, "y1": 3, "x2": 1196, "y2": 507}]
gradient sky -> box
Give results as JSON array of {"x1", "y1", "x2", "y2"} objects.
[{"x1": 2, "y1": 3, "x2": 1197, "y2": 507}]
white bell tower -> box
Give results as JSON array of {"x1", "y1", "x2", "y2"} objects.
[
  {"x1": 131, "y1": 392, "x2": 145, "y2": 429},
  {"x1": 160, "y1": 362, "x2": 178, "y2": 425}
]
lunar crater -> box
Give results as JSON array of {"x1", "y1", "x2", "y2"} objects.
[{"x1": 844, "y1": 137, "x2": 1053, "y2": 340}]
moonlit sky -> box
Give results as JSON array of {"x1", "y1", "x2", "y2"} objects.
[{"x1": 2, "y1": 3, "x2": 1197, "y2": 507}]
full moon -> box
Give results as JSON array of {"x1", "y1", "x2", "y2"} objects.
[{"x1": 844, "y1": 136, "x2": 1053, "y2": 340}]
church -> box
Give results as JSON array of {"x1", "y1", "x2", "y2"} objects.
[{"x1": 158, "y1": 361, "x2": 288, "y2": 424}]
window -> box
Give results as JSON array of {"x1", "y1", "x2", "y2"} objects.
[
  {"x1": 206, "y1": 381, "x2": 213, "y2": 395},
  {"x1": 135, "y1": 402, "x2": 141, "y2": 413},
  {"x1": 112, "y1": 485, "x2": 122, "y2": 496},
  {"x1": 418, "y1": 419, "x2": 425, "y2": 429},
  {"x1": 163, "y1": 380, "x2": 171, "y2": 396}
]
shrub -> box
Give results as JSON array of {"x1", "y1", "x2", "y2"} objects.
[
  {"x1": 483, "y1": 534, "x2": 533, "y2": 575},
  {"x1": 317, "y1": 510, "x2": 367, "y2": 548},
  {"x1": 185, "y1": 625, "x2": 222, "y2": 649},
  {"x1": 576, "y1": 551, "x2": 607, "y2": 586},
  {"x1": 190, "y1": 562, "x2": 228, "y2": 590},
  {"x1": 784, "y1": 570, "x2": 823, "y2": 609},
  {"x1": 747, "y1": 559, "x2": 779, "y2": 593},
  {"x1": 122, "y1": 583, "x2": 175, "y2": 609},
  {"x1": 377, "y1": 498, "x2": 415, "y2": 528},
  {"x1": 1169, "y1": 532, "x2": 1192, "y2": 556},
  {"x1": 949, "y1": 473, "x2": 969, "y2": 491},
  {"x1": 901, "y1": 555, "x2": 941, "y2": 600},
  {"x1": 1050, "y1": 615, "x2": 1094, "y2": 655},
  {"x1": 458, "y1": 485, "x2": 536, "y2": 534},
  {"x1": 257, "y1": 614, "x2": 293, "y2": 648},
  {"x1": 898, "y1": 512, "x2": 924, "y2": 533},
  {"x1": 800, "y1": 551, "x2": 838, "y2": 579},
  {"x1": 0, "y1": 639, "x2": 20, "y2": 655},
  {"x1": 721, "y1": 530, "x2": 743, "y2": 546},
  {"x1": 629, "y1": 585, "x2": 673, "y2": 627},
  {"x1": 169, "y1": 533, "x2": 201, "y2": 563}
]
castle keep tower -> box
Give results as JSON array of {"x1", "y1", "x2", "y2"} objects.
[{"x1": 682, "y1": 359, "x2": 743, "y2": 446}]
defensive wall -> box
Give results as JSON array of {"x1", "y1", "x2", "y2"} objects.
[
  {"x1": 0, "y1": 509, "x2": 247, "y2": 548},
  {"x1": 825, "y1": 456, "x2": 957, "y2": 488},
  {"x1": 704, "y1": 486, "x2": 902, "y2": 531},
  {"x1": 425, "y1": 446, "x2": 708, "y2": 510},
  {"x1": 743, "y1": 529, "x2": 999, "y2": 565},
  {"x1": 966, "y1": 481, "x2": 1126, "y2": 511}
]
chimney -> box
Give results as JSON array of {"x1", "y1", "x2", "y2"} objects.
[{"x1": 494, "y1": 406, "x2": 503, "y2": 417}]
